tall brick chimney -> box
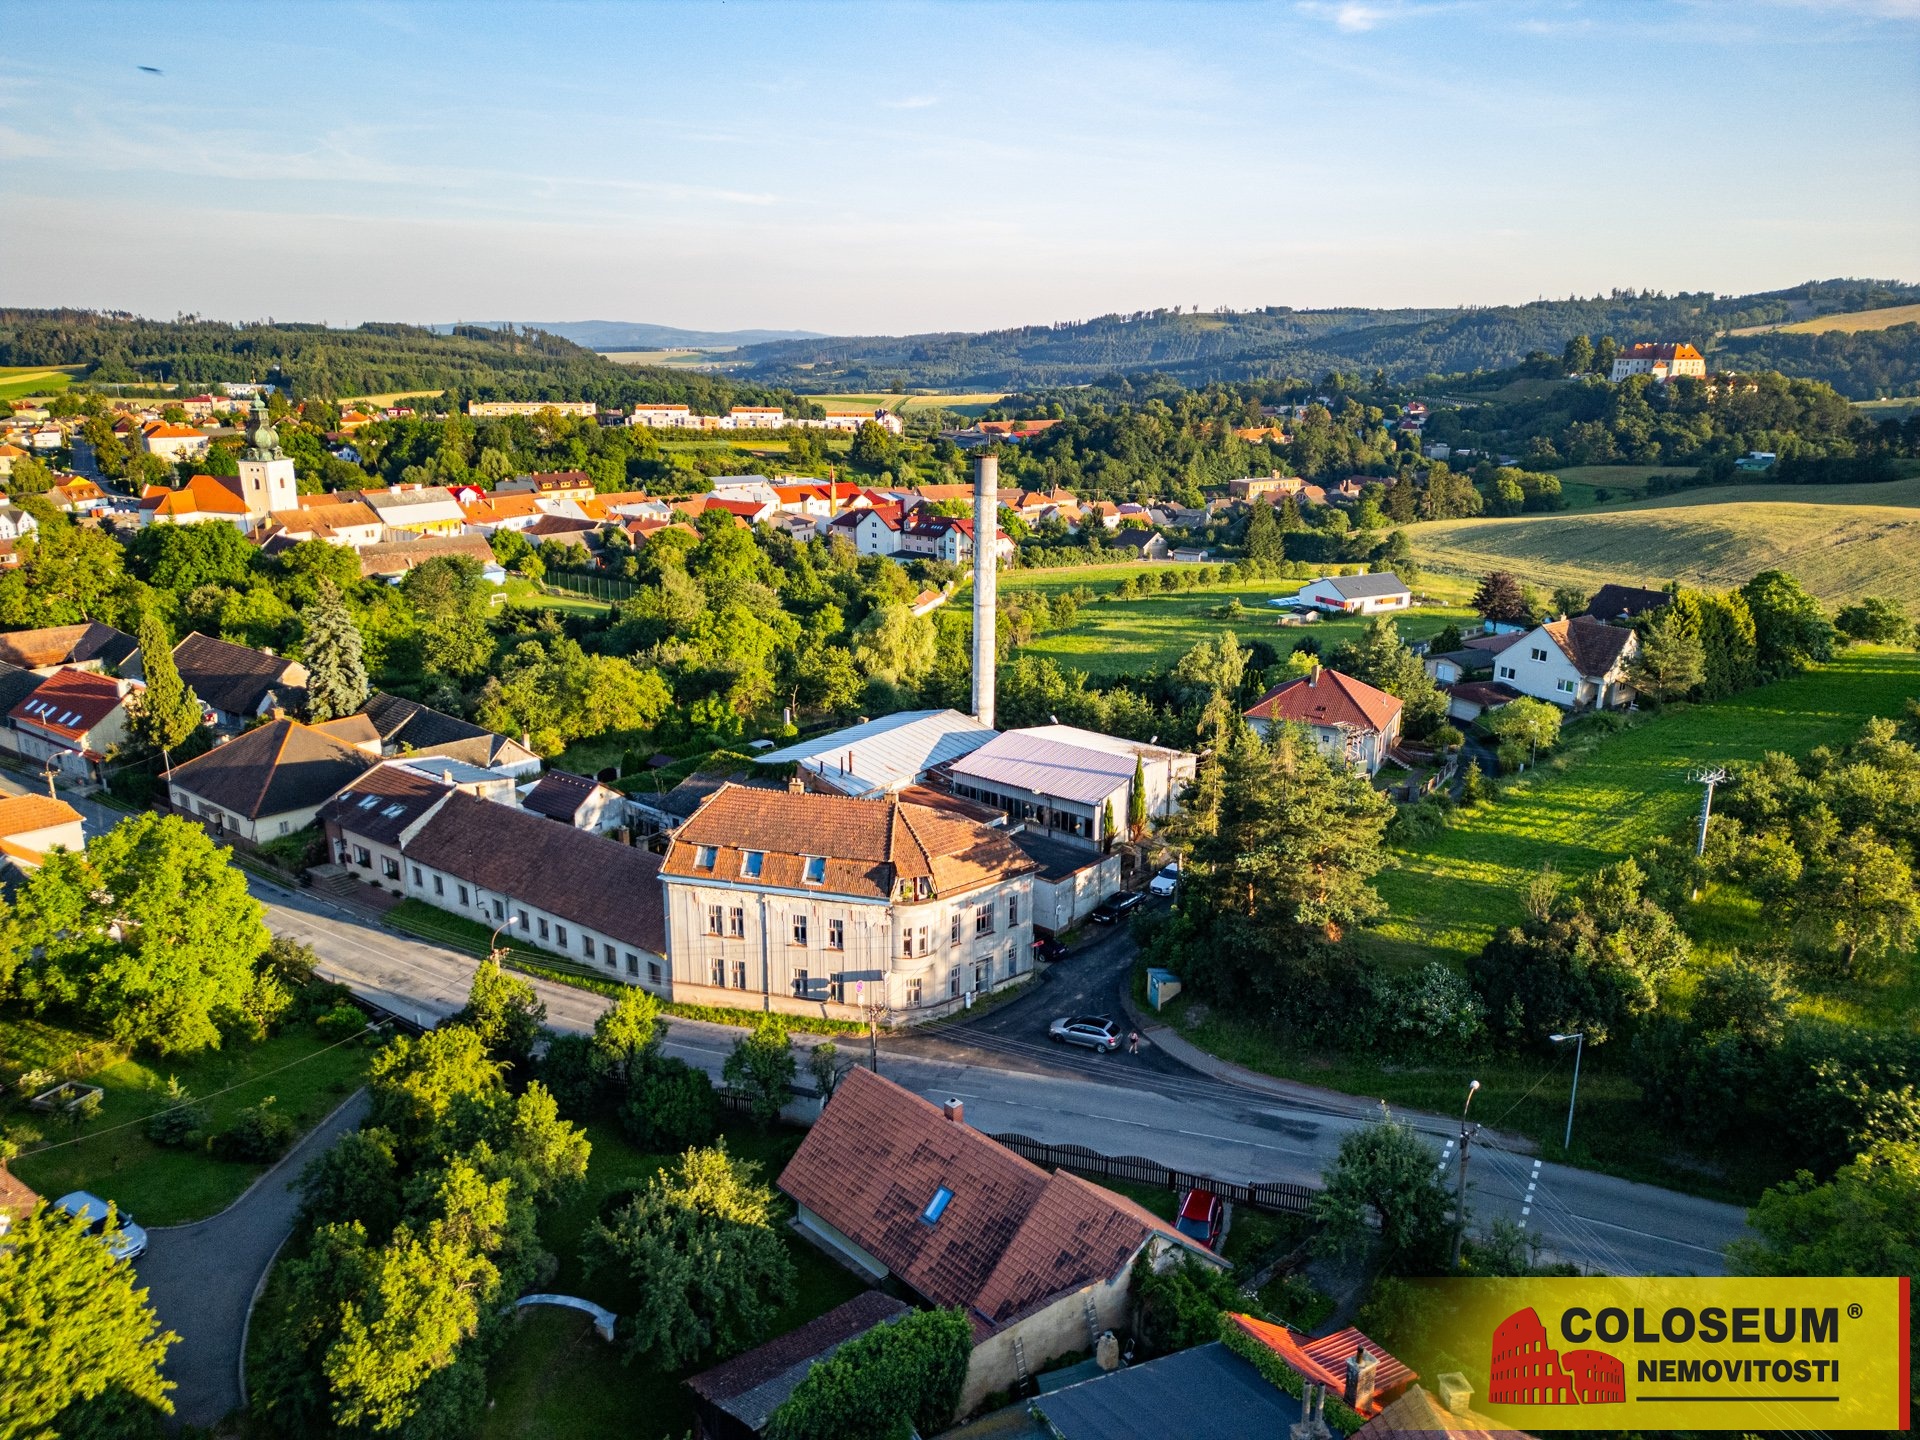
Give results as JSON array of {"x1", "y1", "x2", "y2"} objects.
[{"x1": 1344, "y1": 1346, "x2": 1379, "y2": 1413}]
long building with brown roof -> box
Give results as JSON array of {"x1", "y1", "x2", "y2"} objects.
[{"x1": 660, "y1": 783, "x2": 1039, "y2": 1021}]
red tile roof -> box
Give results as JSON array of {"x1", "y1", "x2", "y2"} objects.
[
  {"x1": 9, "y1": 667, "x2": 126, "y2": 744},
  {"x1": 0, "y1": 793, "x2": 83, "y2": 839},
  {"x1": 1539, "y1": 616, "x2": 1635, "y2": 678},
  {"x1": 1228, "y1": 1315, "x2": 1417, "y2": 1416},
  {"x1": 780, "y1": 1068, "x2": 1206, "y2": 1339},
  {"x1": 1244, "y1": 667, "x2": 1402, "y2": 735}
]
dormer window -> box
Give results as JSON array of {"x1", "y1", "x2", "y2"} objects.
[
  {"x1": 694, "y1": 845, "x2": 717, "y2": 870},
  {"x1": 802, "y1": 855, "x2": 826, "y2": 884},
  {"x1": 741, "y1": 850, "x2": 765, "y2": 879},
  {"x1": 922, "y1": 1186, "x2": 954, "y2": 1225}
]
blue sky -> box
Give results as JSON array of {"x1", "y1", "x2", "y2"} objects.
[{"x1": 2, "y1": 0, "x2": 1915, "y2": 334}]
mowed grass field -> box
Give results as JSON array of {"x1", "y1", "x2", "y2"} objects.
[
  {"x1": 0, "y1": 364, "x2": 84, "y2": 401},
  {"x1": 1548, "y1": 464, "x2": 1691, "y2": 508},
  {"x1": 1369, "y1": 646, "x2": 1920, "y2": 968},
  {"x1": 1410, "y1": 477, "x2": 1920, "y2": 605},
  {"x1": 601, "y1": 348, "x2": 740, "y2": 368},
  {"x1": 797, "y1": 391, "x2": 1007, "y2": 418},
  {"x1": 1730, "y1": 301, "x2": 1920, "y2": 336}
]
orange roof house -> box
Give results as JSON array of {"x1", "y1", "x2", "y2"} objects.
[
  {"x1": 1243, "y1": 667, "x2": 1404, "y2": 775},
  {"x1": 140, "y1": 474, "x2": 249, "y2": 527},
  {"x1": 1228, "y1": 1313, "x2": 1417, "y2": 1418}
]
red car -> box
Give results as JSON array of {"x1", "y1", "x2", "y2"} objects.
[{"x1": 1175, "y1": 1188, "x2": 1223, "y2": 1249}]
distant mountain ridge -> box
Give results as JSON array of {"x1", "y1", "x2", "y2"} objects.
[{"x1": 431, "y1": 320, "x2": 826, "y2": 349}]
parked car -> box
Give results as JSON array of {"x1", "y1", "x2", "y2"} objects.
[
  {"x1": 52, "y1": 1191, "x2": 148, "y2": 1262},
  {"x1": 1049, "y1": 1015, "x2": 1123, "y2": 1053},
  {"x1": 1175, "y1": 1188, "x2": 1224, "y2": 1249},
  {"x1": 1089, "y1": 891, "x2": 1144, "y2": 924},
  {"x1": 1148, "y1": 863, "x2": 1181, "y2": 897},
  {"x1": 1033, "y1": 935, "x2": 1069, "y2": 963}
]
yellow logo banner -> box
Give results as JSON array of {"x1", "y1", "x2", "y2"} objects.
[{"x1": 1397, "y1": 1276, "x2": 1910, "y2": 1430}]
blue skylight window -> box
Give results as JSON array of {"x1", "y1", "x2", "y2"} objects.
[
  {"x1": 922, "y1": 1186, "x2": 954, "y2": 1225},
  {"x1": 742, "y1": 850, "x2": 765, "y2": 879},
  {"x1": 803, "y1": 855, "x2": 826, "y2": 884},
  {"x1": 695, "y1": 846, "x2": 717, "y2": 870}
]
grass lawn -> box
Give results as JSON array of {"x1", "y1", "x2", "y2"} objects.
[
  {"x1": 0, "y1": 365, "x2": 83, "y2": 401},
  {"x1": 3, "y1": 1015, "x2": 373, "y2": 1226},
  {"x1": 1369, "y1": 646, "x2": 1920, "y2": 969},
  {"x1": 482, "y1": 1116, "x2": 867, "y2": 1440},
  {"x1": 1546, "y1": 464, "x2": 1690, "y2": 509}
]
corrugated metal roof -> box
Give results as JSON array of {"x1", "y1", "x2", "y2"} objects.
[
  {"x1": 1320, "y1": 571, "x2": 1410, "y2": 600},
  {"x1": 952, "y1": 726, "x2": 1191, "y2": 808},
  {"x1": 756, "y1": 709, "x2": 995, "y2": 795},
  {"x1": 1034, "y1": 1343, "x2": 1300, "y2": 1440}
]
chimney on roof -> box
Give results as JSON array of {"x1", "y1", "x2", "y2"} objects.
[
  {"x1": 269, "y1": 705, "x2": 285, "y2": 721},
  {"x1": 972, "y1": 453, "x2": 997, "y2": 730},
  {"x1": 942, "y1": 1097, "x2": 964, "y2": 1125},
  {"x1": 1437, "y1": 1374, "x2": 1473, "y2": 1415},
  {"x1": 1344, "y1": 1346, "x2": 1379, "y2": 1413},
  {"x1": 787, "y1": 773, "x2": 805, "y2": 795}
]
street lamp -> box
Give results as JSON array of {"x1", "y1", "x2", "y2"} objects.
[
  {"x1": 488, "y1": 913, "x2": 519, "y2": 963},
  {"x1": 1549, "y1": 1032, "x2": 1584, "y2": 1153},
  {"x1": 1449, "y1": 1079, "x2": 1480, "y2": 1269}
]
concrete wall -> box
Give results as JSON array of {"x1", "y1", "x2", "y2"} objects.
[
  {"x1": 959, "y1": 1264, "x2": 1139, "y2": 1416},
  {"x1": 1032, "y1": 853, "x2": 1122, "y2": 933}
]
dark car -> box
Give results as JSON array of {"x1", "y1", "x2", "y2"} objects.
[
  {"x1": 1175, "y1": 1188, "x2": 1223, "y2": 1249},
  {"x1": 1089, "y1": 891, "x2": 1145, "y2": 924},
  {"x1": 1033, "y1": 935, "x2": 1069, "y2": 963},
  {"x1": 1049, "y1": 1014, "x2": 1123, "y2": 1052}
]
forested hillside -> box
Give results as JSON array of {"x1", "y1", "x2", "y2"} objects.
[
  {"x1": 728, "y1": 280, "x2": 1920, "y2": 396},
  {"x1": 0, "y1": 311, "x2": 802, "y2": 410}
]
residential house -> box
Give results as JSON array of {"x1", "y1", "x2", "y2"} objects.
[
  {"x1": 140, "y1": 421, "x2": 210, "y2": 461},
  {"x1": 0, "y1": 794, "x2": 86, "y2": 869},
  {"x1": 685, "y1": 1292, "x2": 911, "y2": 1440},
  {"x1": 0, "y1": 443, "x2": 25, "y2": 477},
  {"x1": 909, "y1": 587, "x2": 947, "y2": 617},
  {"x1": 1443, "y1": 680, "x2": 1522, "y2": 725},
  {"x1": 1013, "y1": 487, "x2": 1079, "y2": 522},
  {"x1": 1109, "y1": 528, "x2": 1169, "y2": 562},
  {"x1": 1008, "y1": 828, "x2": 1122, "y2": 933},
  {"x1": 466, "y1": 400, "x2": 597, "y2": 418},
  {"x1": 1227, "y1": 1314, "x2": 1418, "y2": 1419},
  {"x1": 494, "y1": 470, "x2": 596, "y2": 502},
  {"x1": 0, "y1": 506, "x2": 39, "y2": 544},
  {"x1": 1296, "y1": 571, "x2": 1412, "y2": 615},
  {"x1": 778, "y1": 1070, "x2": 1227, "y2": 1416},
  {"x1": 400, "y1": 789, "x2": 670, "y2": 990},
  {"x1": 1492, "y1": 616, "x2": 1638, "y2": 710},
  {"x1": 1229, "y1": 472, "x2": 1304, "y2": 501},
  {"x1": 947, "y1": 725, "x2": 1198, "y2": 850},
  {"x1": 359, "y1": 485, "x2": 467, "y2": 536},
  {"x1": 522, "y1": 513, "x2": 602, "y2": 549},
  {"x1": 357, "y1": 690, "x2": 540, "y2": 774},
  {"x1": 976, "y1": 418, "x2": 1059, "y2": 441},
  {"x1": 521, "y1": 770, "x2": 626, "y2": 833},
  {"x1": 172, "y1": 632, "x2": 308, "y2": 728},
  {"x1": 629, "y1": 403, "x2": 696, "y2": 429},
  {"x1": 1585, "y1": 583, "x2": 1672, "y2": 623},
  {"x1": 141, "y1": 475, "x2": 251, "y2": 529},
  {"x1": 703, "y1": 495, "x2": 777, "y2": 526},
  {"x1": 46, "y1": 479, "x2": 109, "y2": 515},
  {"x1": 811, "y1": 408, "x2": 903, "y2": 435},
  {"x1": 167, "y1": 717, "x2": 379, "y2": 843},
  {"x1": 0, "y1": 623, "x2": 139, "y2": 676},
  {"x1": 627, "y1": 770, "x2": 751, "y2": 847},
  {"x1": 6, "y1": 668, "x2": 136, "y2": 779},
  {"x1": 726, "y1": 407, "x2": 785, "y2": 429},
  {"x1": 1609, "y1": 342, "x2": 1706, "y2": 383},
  {"x1": 319, "y1": 762, "x2": 467, "y2": 892},
  {"x1": 899, "y1": 515, "x2": 1013, "y2": 566},
  {"x1": 1031, "y1": 1341, "x2": 1306, "y2": 1440},
  {"x1": 825, "y1": 504, "x2": 905, "y2": 557},
  {"x1": 1243, "y1": 667, "x2": 1404, "y2": 775},
  {"x1": 757, "y1": 709, "x2": 997, "y2": 798},
  {"x1": 357, "y1": 533, "x2": 502, "y2": 582},
  {"x1": 256, "y1": 499, "x2": 383, "y2": 550},
  {"x1": 661, "y1": 783, "x2": 1040, "y2": 1018},
  {"x1": 457, "y1": 491, "x2": 546, "y2": 533}
]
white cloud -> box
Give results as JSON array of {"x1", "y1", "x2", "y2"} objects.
[{"x1": 878, "y1": 94, "x2": 939, "y2": 109}]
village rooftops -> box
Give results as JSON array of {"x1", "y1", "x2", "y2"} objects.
[
  {"x1": 170, "y1": 718, "x2": 378, "y2": 820},
  {"x1": 318, "y1": 763, "x2": 454, "y2": 846},
  {"x1": 1585, "y1": 583, "x2": 1673, "y2": 622},
  {"x1": 0, "y1": 793, "x2": 84, "y2": 841},
  {"x1": 0, "y1": 622, "x2": 138, "y2": 673},
  {"x1": 8, "y1": 668, "x2": 126, "y2": 746},
  {"x1": 1227, "y1": 1314, "x2": 1417, "y2": 1418},
  {"x1": 357, "y1": 690, "x2": 533, "y2": 769},
  {"x1": 172, "y1": 632, "x2": 303, "y2": 719},
  {"x1": 1310, "y1": 571, "x2": 1410, "y2": 601},
  {"x1": 754, "y1": 709, "x2": 996, "y2": 796},
  {"x1": 1244, "y1": 667, "x2": 1402, "y2": 735},
  {"x1": 1540, "y1": 614, "x2": 1636, "y2": 678},
  {"x1": 779, "y1": 1068, "x2": 1207, "y2": 1340},
  {"x1": 663, "y1": 782, "x2": 1036, "y2": 902},
  {"x1": 357, "y1": 533, "x2": 498, "y2": 578},
  {"x1": 520, "y1": 770, "x2": 608, "y2": 823}
]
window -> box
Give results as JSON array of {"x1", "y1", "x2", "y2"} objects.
[
  {"x1": 493, "y1": 898, "x2": 505, "y2": 921},
  {"x1": 381, "y1": 857, "x2": 400, "y2": 879},
  {"x1": 278, "y1": 820, "x2": 291, "y2": 836},
  {"x1": 555, "y1": 925, "x2": 568, "y2": 946},
  {"x1": 1557, "y1": 678, "x2": 1577, "y2": 695},
  {"x1": 518, "y1": 908, "x2": 530, "y2": 929},
  {"x1": 728, "y1": 906, "x2": 745, "y2": 938},
  {"x1": 827, "y1": 919, "x2": 844, "y2": 950},
  {"x1": 694, "y1": 845, "x2": 717, "y2": 870},
  {"x1": 622, "y1": 951, "x2": 636, "y2": 974},
  {"x1": 975, "y1": 904, "x2": 994, "y2": 936},
  {"x1": 951, "y1": 913, "x2": 963, "y2": 945},
  {"x1": 433, "y1": 874, "x2": 445, "y2": 896},
  {"x1": 583, "y1": 936, "x2": 596, "y2": 960},
  {"x1": 354, "y1": 846, "x2": 372, "y2": 868},
  {"x1": 412, "y1": 865, "x2": 423, "y2": 886},
  {"x1": 707, "y1": 904, "x2": 724, "y2": 935},
  {"x1": 741, "y1": 850, "x2": 764, "y2": 879},
  {"x1": 950, "y1": 970, "x2": 961, "y2": 997},
  {"x1": 1529, "y1": 646, "x2": 1548, "y2": 662},
  {"x1": 802, "y1": 855, "x2": 826, "y2": 884},
  {"x1": 922, "y1": 1186, "x2": 954, "y2": 1225},
  {"x1": 647, "y1": 960, "x2": 661, "y2": 984},
  {"x1": 792, "y1": 968, "x2": 810, "y2": 996},
  {"x1": 457, "y1": 885, "x2": 469, "y2": 906},
  {"x1": 1498, "y1": 664, "x2": 1517, "y2": 681},
  {"x1": 537, "y1": 918, "x2": 549, "y2": 940},
  {"x1": 903, "y1": 930, "x2": 915, "y2": 958},
  {"x1": 1007, "y1": 895, "x2": 1019, "y2": 927},
  {"x1": 731, "y1": 959, "x2": 747, "y2": 990},
  {"x1": 918, "y1": 926, "x2": 930, "y2": 956},
  {"x1": 711, "y1": 959, "x2": 726, "y2": 987},
  {"x1": 906, "y1": 977, "x2": 923, "y2": 1006},
  {"x1": 792, "y1": 915, "x2": 808, "y2": 946}
]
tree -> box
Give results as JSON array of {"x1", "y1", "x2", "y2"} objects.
[
  {"x1": 125, "y1": 611, "x2": 201, "y2": 764},
  {"x1": 401, "y1": 555, "x2": 494, "y2": 681},
  {"x1": 0, "y1": 1200, "x2": 178, "y2": 1437},
  {"x1": 584, "y1": 1144, "x2": 797, "y2": 1370},
  {"x1": 1131, "y1": 1252, "x2": 1247, "y2": 1357},
  {"x1": 1485, "y1": 696, "x2": 1562, "y2": 769},
  {"x1": 808, "y1": 1040, "x2": 845, "y2": 1103},
  {"x1": 1797, "y1": 830, "x2": 1920, "y2": 976},
  {"x1": 723, "y1": 1016, "x2": 795, "y2": 1127},
  {"x1": 1741, "y1": 569, "x2": 1835, "y2": 677},
  {"x1": 849, "y1": 603, "x2": 936, "y2": 686},
  {"x1": 1835, "y1": 596, "x2": 1915, "y2": 647},
  {"x1": 1469, "y1": 570, "x2": 1531, "y2": 626},
  {"x1": 130, "y1": 520, "x2": 255, "y2": 594},
  {"x1": 1628, "y1": 606, "x2": 1705, "y2": 703},
  {"x1": 1593, "y1": 335, "x2": 1619, "y2": 377},
  {"x1": 593, "y1": 987, "x2": 665, "y2": 1088},
  {"x1": 1326, "y1": 615, "x2": 1447, "y2": 735},
  {"x1": 1128, "y1": 753, "x2": 1148, "y2": 838},
  {"x1": 300, "y1": 579, "x2": 368, "y2": 721},
  {"x1": 1549, "y1": 584, "x2": 1590, "y2": 618},
  {"x1": 1311, "y1": 1110, "x2": 1454, "y2": 1274},
  {"x1": 450, "y1": 957, "x2": 546, "y2": 1071},
  {"x1": 12, "y1": 814, "x2": 269, "y2": 1054},
  {"x1": 767, "y1": 1307, "x2": 973, "y2": 1440},
  {"x1": 622, "y1": 1054, "x2": 718, "y2": 1150},
  {"x1": 1244, "y1": 497, "x2": 1284, "y2": 565},
  {"x1": 1561, "y1": 335, "x2": 1594, "y2": 375}
]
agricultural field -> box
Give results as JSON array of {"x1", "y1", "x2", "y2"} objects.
[
  {"x1": 1546, "y1": 464, "x2": 1690, "y2": 508},
  {"x1": 1729, "y1": 301, "x2": 1920, "y2": 336},
  {"x1": 1410, "y1": 477, "x2": 1920, "y2": 605},
  {"x1": 0, "y1": 364, "x2": 84, "y2": 401},
  {"x1": 1368, "y1": 645, "x2": 1920, "y2": 969},
  {"x1": 1854, "y1": 396, "x2": 1920, "y2": 422},
  {"x1": 338, "y1": 388, "x2": 445, "y2": 407},
  {"x1": 601, "y1": 348, "x2": 740, "y2": 369},
  {"x1": 797, "y1": 390, "x2": 1007, "y2": 418}
]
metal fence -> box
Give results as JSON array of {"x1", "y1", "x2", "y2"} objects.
[
  {"x1": 545, "y1": 567, "x2": 636, "y2": 603},
  {"x1": 990, "y1": 1133, "x2": 1319, "y2": 1216}
]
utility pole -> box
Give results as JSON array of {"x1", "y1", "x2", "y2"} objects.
[
  {"x1": 1549, "y1": 1032, "x2": 1584, "y2": 1152},
  {"x1": 1689, "y1": 766, "x2": 1729, "y2": 858},
  {"x1": 855, "y1": 981, "x2": 888, "y2": 1074},
  {"x1": 1450, "y1": 1079, "x2": 1480, "y2": 1270}
]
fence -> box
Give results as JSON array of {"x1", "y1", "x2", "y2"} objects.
[
  {"x1": 990, "y1": 1133, "x2": 1318, "y2": 1216},
  {"x1": 544, "y1": 567, "x2": 636, "y2": 604}
]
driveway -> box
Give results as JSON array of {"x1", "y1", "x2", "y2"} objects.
[{"x1": 137, "y1": 1088, "x2": 372, "y2": 1431}]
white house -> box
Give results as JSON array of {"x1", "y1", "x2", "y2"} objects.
[
  {"x1": 1242, "y1": 667, "x2": 1404, "y2": 776},
  {"x1": 0, "y1": 506, "x2": 40, "y2": 544},
  {"x1": 1609, "y1": 343, "x2": 1707, "y2": 384},
  {"x1": 139, "y1": 422, "x2": 211, "y2": 461},
  {"x1": 1492, "y1": 616, "x2": 1639, "y2": 710},
  {"x1": 826, "y1": 505, "x2": 905, "y2": 557},
  {"x1": 1295, "y1": 572, "x2": 1413, "y2": 615},
  {"x1": 948, "y1": 725, "x2": 1197, "y2": 851}
]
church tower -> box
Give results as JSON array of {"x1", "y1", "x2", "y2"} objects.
[{"x1": 233, "y1": 401, "x2": 298, "y2": 524}]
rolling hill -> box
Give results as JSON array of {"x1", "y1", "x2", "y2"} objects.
[
  {"x1": 1732, "y1": 301, "x2": 1920, "y2": 336},
  {"x1": 432, "y1": 320, "x2": 824, "y2": 349},
  {"x1": 1407, "y1": 477, "x2": 1920, "y2": 606}
]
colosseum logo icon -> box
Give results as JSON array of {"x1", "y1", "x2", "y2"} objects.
[{"x1": 1490, "y1": 1307, "x2": 1625, "y2": 1405}]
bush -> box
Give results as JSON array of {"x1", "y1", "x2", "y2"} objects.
[
  {"x1": 142, "y1": 1077, "x2": 208, "y2": 1148},
  {"x1": 1132, "y1": 1252, "x2": 1247, "y2": 1357},
  {"x1": 1369, "y1": 962, "x2": 1487, "y2": 1055},
  {"x1": 1431, "y1": 724, "x2": 1464, "y2": 750},
  {"x1": 539, "y1": 1032, "x2": 605, "y2": 1119},
  {"x1": 213, "y1": 1096, "x2": 296, "y2": 1163},
  {"x1": 315, "y1": 1004, "x2": 369, "y2": 1041},
  {"x1": 621, "y1": 1055, "x2": 718, "y2": 1151}
]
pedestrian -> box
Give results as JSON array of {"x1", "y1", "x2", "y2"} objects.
[{"x1": 1128, "y1": 1030, "x2": 1140, "y2": 1055}]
